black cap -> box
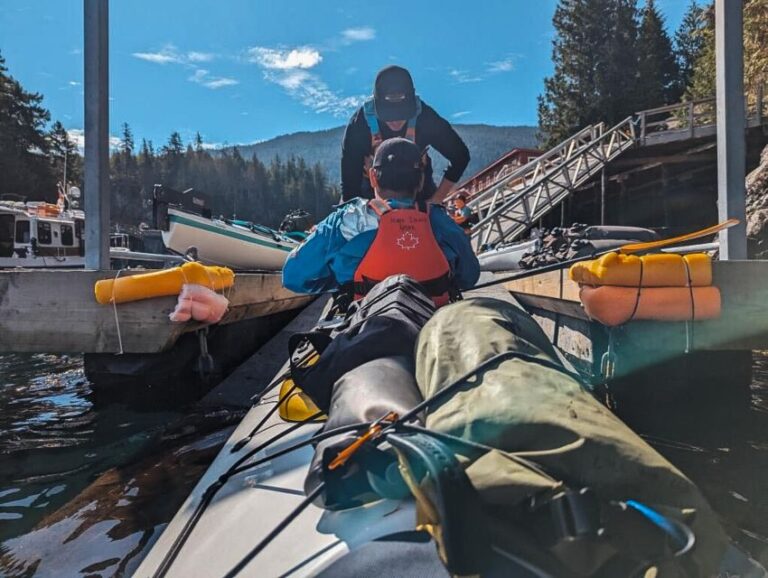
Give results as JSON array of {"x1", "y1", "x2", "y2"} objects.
[
  {"x1": 373, "y1": 65, "x2": 417, "y2": 122},
  {"x1": 372, "y1": 137, "x2": 422, "y2": 172}
]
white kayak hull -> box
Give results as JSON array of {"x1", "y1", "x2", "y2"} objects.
[
  {"x1": 477, "y1": 239, "x2": 538, "y2": 272},
  {"x1": 134, "y1": 377, "x2": 416, "y2": 577},
  {"x1": 163, "y1": 209, "x2": 298, "y2": 271}
]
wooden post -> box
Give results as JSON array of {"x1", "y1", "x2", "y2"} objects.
[
  {"x1": 84, "y1": 0, "x2": 110, "y2": 270},
  {"x1": 715, "y1": 0, "x2": 747, "y2": 260}
]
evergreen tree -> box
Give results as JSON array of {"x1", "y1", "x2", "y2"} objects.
[
  {"x1": 48, "y1": 121, "x2": 82, "y2": 192},
  {"x1": 636, "y1": 0, "x2": 680, "y2": 108},
  {"x1": 538, "y1": 0, "x2": 641, "y2": 147},
  {"x1": 688, "y1": 1, "x2": 767, "y2": 101},
  {"x1": 674, "y1": 0, "x2": 707, "y2": 97},
  {"x1": 0, "y1": 51, "x2": 56, "y2": 200}
]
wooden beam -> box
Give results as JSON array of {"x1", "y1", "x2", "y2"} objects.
[{"x1": 0, "y1": 270, "x2": 311, "y2": 353}]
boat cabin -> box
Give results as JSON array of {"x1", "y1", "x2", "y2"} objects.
[{"x1": 0, "y1": 202, "x2": 85, "y2": 266}]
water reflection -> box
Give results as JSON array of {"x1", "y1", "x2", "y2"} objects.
[{"x1": 618, "y1": 352, "x2": 768, "y2": 569}]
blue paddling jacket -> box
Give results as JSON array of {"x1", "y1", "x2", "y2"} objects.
[{"x1": 282, "y1": 198, "x2": 480, "y2": 295}]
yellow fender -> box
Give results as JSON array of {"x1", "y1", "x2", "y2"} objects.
[
  {"x1": 278, "y1": 353, "x2": 326, "y2": 422},
  {"x1": 94, "y1": 261, "x2": 234, "y2": 305}
]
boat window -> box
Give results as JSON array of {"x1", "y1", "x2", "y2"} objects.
[
  {"x1": 75, "y1": 219, "x2": 84, "y2": 239},
  {"x1": 37, "y1": 221, "x2": 52, "y2": 244},
  {"x1": 15, "y1": 220, "x2": 30, "y2": 243},
  {"x1": 61, "y1": 223, "x2": 74, "y2": 246},
  {"x1": 0, "y1": 214, "x2": 13, "y2": 257}
]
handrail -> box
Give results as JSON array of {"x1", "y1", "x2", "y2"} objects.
[{"x1": 468, "y1": 116, "x2": 635, "y2": 247}]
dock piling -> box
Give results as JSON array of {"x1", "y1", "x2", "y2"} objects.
[{"x1": 84, "y1": 0, "x2": 111, "y2": 270}]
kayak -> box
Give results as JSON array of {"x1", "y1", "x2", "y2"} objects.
[
  {"x1": 136, "y1": 276, "x2": 767, "y2": 578},
  {"x1": 477, "y1": 239, "x2": 539, "y2": 272}
]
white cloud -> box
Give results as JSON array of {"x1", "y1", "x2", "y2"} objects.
[
  {"x1": 204, "y1": 77, "x2": 239, "y2": 89},
  {"x1": 449, "y1": 69, "x2": 482, "y2": 84},
  {"x1": 68, "y1": 80, "x2": 81, "y2": 86},
  {"x1": 67, "y1": 129, "x2": 121, "y2": 154},
  {"x1": 187, "y1": 51, "x2": 215, "y2": 63},
  {"x1": 487, "y1": 56, "x2": 519, "y2": 73},
  {"x1": 262, "y1": 69, "x2": 364, "y2": 117},
  {"x1": 247, "y1": 46, "x2": 322, "y2": 70},
  {"x1": 341, "y1": 27, "x2": 376, "y2": 42},
  {"x1": 132, "y1": 45, "x2": 183, "y2": 64},
  {"x1": 248, "y1": 45, "x2": 363, "y2": 117},
  {"x1": 188, "y1": 69, "x2": 239, "y2": 89},
  {"x1": 452, "y1": 111, "x2": 472, "y2": 119}
]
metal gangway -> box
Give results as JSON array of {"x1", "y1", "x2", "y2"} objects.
[
  {"x1": 467, "y1": 117, "x2": 636, "y2": 251},
  {"x1": 467, "y1": 83, "x2": 768, "y2": 252}
]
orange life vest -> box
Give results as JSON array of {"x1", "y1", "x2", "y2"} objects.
[{"x1": 353, "y1": 199, "x2": 452, "y2": 306}]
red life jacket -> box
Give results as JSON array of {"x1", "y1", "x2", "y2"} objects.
[{"x1": 353, "y1": 199, "x2": 452, "y2": 306}]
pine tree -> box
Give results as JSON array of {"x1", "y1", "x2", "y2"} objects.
[
  {"x1": 674, "y1": 0, "x2": 707, "y2": 98},
  {"x1": 48, "y1": 121, "x2": 82, "y2": 191},
  {"x1": 636, "y1": 0, "x2": 680, "y2": 109},
  {"x1": 688, "y1": 1, "x2": 767, "y2": 101},
  {"x1": 538, "y1": 0, "x2": 641, "y2": 147},
  {"x1": 0, "y1": 51, "x2": 56, "y2": 200}
]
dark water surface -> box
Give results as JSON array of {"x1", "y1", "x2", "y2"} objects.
[
  {"x1": 1, "y1": 352, "x2": 768, "y2": 576},
  {"x1": 0, "y1": 354, "x2": 236, "y2": 577}
]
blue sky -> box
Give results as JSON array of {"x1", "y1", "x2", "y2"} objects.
[{"x1": 0, "y1": 0, "x2": 688, "y2": 149}]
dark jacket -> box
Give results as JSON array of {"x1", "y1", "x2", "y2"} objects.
[{"x1": 340, "y1": 100, "x2": 470, "y2": 202}]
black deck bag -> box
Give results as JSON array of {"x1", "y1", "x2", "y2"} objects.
[{"x1": 289, "y1": 274, "x2": 435, "y2": 412}]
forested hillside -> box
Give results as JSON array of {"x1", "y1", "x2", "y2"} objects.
[{"x1": 227, "y1": 124, "x2": 539, "y2": 186}]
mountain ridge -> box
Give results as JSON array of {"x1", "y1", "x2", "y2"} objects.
[{"x1": 219, "y1": 123, "x2": 540, "y2": 186}]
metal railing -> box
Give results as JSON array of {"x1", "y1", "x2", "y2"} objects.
[
  {"x1": 635, "y1": 83, "x2": 767, "y2": 144},
  {"x1": 468, "y1": 117, "x2": 636, "y2": 250}
]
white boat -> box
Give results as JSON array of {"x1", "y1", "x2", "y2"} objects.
[
  {"x1": 0, "y1": 200, "x2": 85, "y2": 268},
  {"x1": 477, "y1": 238, "x2": 539, "y2": 272},
  {"x1": 161, "y1": 207, "x2": 300, "y2": 271}
]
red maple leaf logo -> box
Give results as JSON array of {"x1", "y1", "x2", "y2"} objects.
[{"x1": 397, "y1": 231, "x2": 420, "y2": 250}]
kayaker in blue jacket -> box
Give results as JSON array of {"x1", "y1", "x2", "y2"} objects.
[{"x1": 283, "y1": 138, "x2": 479, "y2": 302}]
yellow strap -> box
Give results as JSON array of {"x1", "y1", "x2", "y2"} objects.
[{"x1": 619, "y1": 218, "x2": 739, "y2": 254}]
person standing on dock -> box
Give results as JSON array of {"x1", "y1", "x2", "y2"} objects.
[
  {"x1": 340, "y1": 65, "x2": 470, "y2": 205},
  {"x1": 284, "y1": 138, "x2": 479, "y2": 304}
]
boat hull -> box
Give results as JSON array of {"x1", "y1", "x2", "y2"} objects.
[
  {"x1": 163, "y1": 210, "x2": 297, "y2": 271},
  {"x1": 477, "y1": 239, "x2": 538, "y2": 272}
]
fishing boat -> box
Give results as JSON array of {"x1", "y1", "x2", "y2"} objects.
[
  {"x1": 135, "y1": 273, "x2": 766, "y2": 578},
  {"x1": 0, "y1": 198, "x2": 85, "y2": 268},
  {"x1": 153, "y1": 185, "x2": 301, "y2": 271}
]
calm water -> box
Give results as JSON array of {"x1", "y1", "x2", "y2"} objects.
[
  {"x1": 0, "y1": 352, "x2": 767, "y2": 576},
  {"x1": 0, "y1": 354, "x2": 236, "y2": 577}
]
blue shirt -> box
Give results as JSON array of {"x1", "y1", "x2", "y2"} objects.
[{"x1": 283, "y1": 198, "x2": 480, "y2": 294}]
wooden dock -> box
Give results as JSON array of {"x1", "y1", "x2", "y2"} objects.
[
  {"x1": 504, "y1": 260, "x2": 768, "y2": 394},
  {"x1": 0, "y1": 270, "x2": 311, "y2": 354}
]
